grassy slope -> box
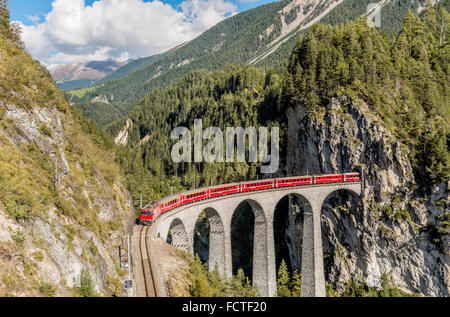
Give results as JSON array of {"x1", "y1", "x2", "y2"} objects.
[{"x1": 0, "y1": 27, "x2": 131, "y2": 296}]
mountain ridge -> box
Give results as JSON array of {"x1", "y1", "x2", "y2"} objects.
[{"x1": 69, "y1": 0, "x2": 448, "y2": 128}]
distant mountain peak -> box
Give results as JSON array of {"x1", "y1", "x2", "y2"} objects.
[{"x1": 49, "y1": 59, "x2": 128, "y2": 82}]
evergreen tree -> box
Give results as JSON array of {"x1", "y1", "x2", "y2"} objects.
[
  {"x1": 276, "y1": 259, "x2": 291, "y2": 297},
  {"x1": 0, "y1": 0, "x2": 22, "y2": 46}
]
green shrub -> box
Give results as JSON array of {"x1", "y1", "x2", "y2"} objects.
[
  {"x1": 32, "y1": 251, "x2": 44, "y2": 262},
  {"x1": 4, "y1": 197, "x2": 29, "y2": 221},
  {"x1": 276, "y1": 259, "x2": 301, "y2": 297},
  {"x1": 73, "y1": 268, "x2": 98, "y2": 297},
  {"x1": 88, "y1": 239, "x2": 98, "y2": 256},
  {"x1": 38, "y1": 282, "x2": 56, "y2": 297},
  {"x1": 327, "y1": 273, "x2": 422, "y2": 297},
  {"x1": 38, "y1": 123, "x2": 53, "y2": 137},
  {"x1": 11, "y1": 230, "x2": 26, "y2": 245},
  {"x1": 65, "y1": 224, "x2": 76, "y2": 242},
  {"x1": 105, "y1": 275, "x2": 122, "y2": 297},
  {"x1": 55, "y1": 194, "x2": 75, "y2": 217},
  {"x1": 185, "y1": 254, "x2": 260, "y2": 297}
]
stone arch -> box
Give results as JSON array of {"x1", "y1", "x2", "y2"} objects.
[
  {"x1": 230, "y1": 198, "x2": 268, "y2": 296},
  {"x1": 193, "y1": 207, "x2": 226, "y2": 275},
  {"x1": 167, "y1": 218, "x2": 189, "y2": 251},
  {"x1": 273, "y1": 193, "x2": 313, "y2": 276},
  {"x1": 320, "y1": 188, "x2": 362, "y2": 292}
]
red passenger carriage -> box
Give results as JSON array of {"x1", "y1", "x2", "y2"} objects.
[{"x1": 139, "y1": 172, "x2": 361, "y2": 225}]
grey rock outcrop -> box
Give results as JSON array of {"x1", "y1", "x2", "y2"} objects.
[
  {"x1": 0, "y1": 102, "x2": 135, "y2": 296},
  {"x1": 285, "y1": 96, "x2": 449, "y2": 296}
]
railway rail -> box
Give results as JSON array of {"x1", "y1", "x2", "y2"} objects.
[{"x1": 139, "y1": 225, "x2": 159, "y2": 297}]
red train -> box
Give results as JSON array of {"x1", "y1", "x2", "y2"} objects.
[{"x1": 138, "y1": 172, "x2": 361, "y2": 225}]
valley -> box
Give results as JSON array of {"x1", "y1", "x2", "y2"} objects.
[{"x1": 0, "y1": 0, "x2": 448, "y2": 298}]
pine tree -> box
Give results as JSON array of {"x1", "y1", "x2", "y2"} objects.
[
  {"x1": 0, "y1": 0, "x2": 10, "y2": 34},
  {"x1": 0, "y1": 0, "x2": 22, "y2": 45},
  {"x1": 276, "y1": 259, "x2": 291, "y2": 297},
  {"x1": 291, "y1": 270, "x2": 302, "y2": 297}
]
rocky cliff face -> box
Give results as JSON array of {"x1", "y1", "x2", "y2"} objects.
[
  {"x1": 284, "y1": 96, "x2": 449, "y2": 296},
  {"x1": 0, "y1": 35, "x2": 134, "y2": 296},
  {"x1": 0, "y1": 103, "x2": 134, "y2": 296}
]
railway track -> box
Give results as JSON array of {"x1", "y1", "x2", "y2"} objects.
[{"x1": 139, "y1": 225, "x2": 159, "y2": 297}]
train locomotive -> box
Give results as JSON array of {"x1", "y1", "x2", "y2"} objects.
[{"x1": 138, "y1": 172, "x2": 361, "y2": 226}]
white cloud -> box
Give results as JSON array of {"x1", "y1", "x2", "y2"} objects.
[{"x1": 16, "y1": 0, "x2": 237, "y2": 64}]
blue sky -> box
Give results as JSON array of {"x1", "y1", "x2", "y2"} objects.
[
  {"x1": 8, "y1": 0, "x2": 278, "y2": 65},
  {"x1": 9, "y1": 0, "x2": 278, "y2": 26}
]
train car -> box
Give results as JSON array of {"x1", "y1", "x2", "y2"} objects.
[
  {"x1": 344, "y1": 172, "x2": 361, "y2": 182},
  {"x1": 138, "y1": 209, "x2": 154, "y2": 226},
  {"x1": 181, "y1": 188, "x2": 210, "y2": 205},
  {"x1": 138, "y1": 172, "x2": 362, "y2": 226},
  {"x1": 314, "y1": 174, "x2": 344, "y2": 184},
  {"x1": 209, "y1": 183, "x2": 241, "y2": 198},
  {"x1": 276, "y1": 176, "x2": 313, "y2": 187},
  {"x1": 159, "y1": 194, "x2": 182, "y2": 213},
  {"x1": 241, "y1": 179, "x2": 275, "y2": 192}
]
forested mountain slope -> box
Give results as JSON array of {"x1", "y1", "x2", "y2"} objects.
[
  {"x1": 109, "y1": 4, "x2": 449, "y2": 296},
  {"x1": 71, "y1": 0, "x2": 450, "y2": 128},
  {"x1": 0, "y1": 4, "x2": 134, "y2": 296},
  {"x1": 97, "y1": 42, "x2": 188, "y2": 86}
]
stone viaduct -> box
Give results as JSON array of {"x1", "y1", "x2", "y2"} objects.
[{"x1": 151, "y1": 182, "x2": 362, "y2": 297}]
